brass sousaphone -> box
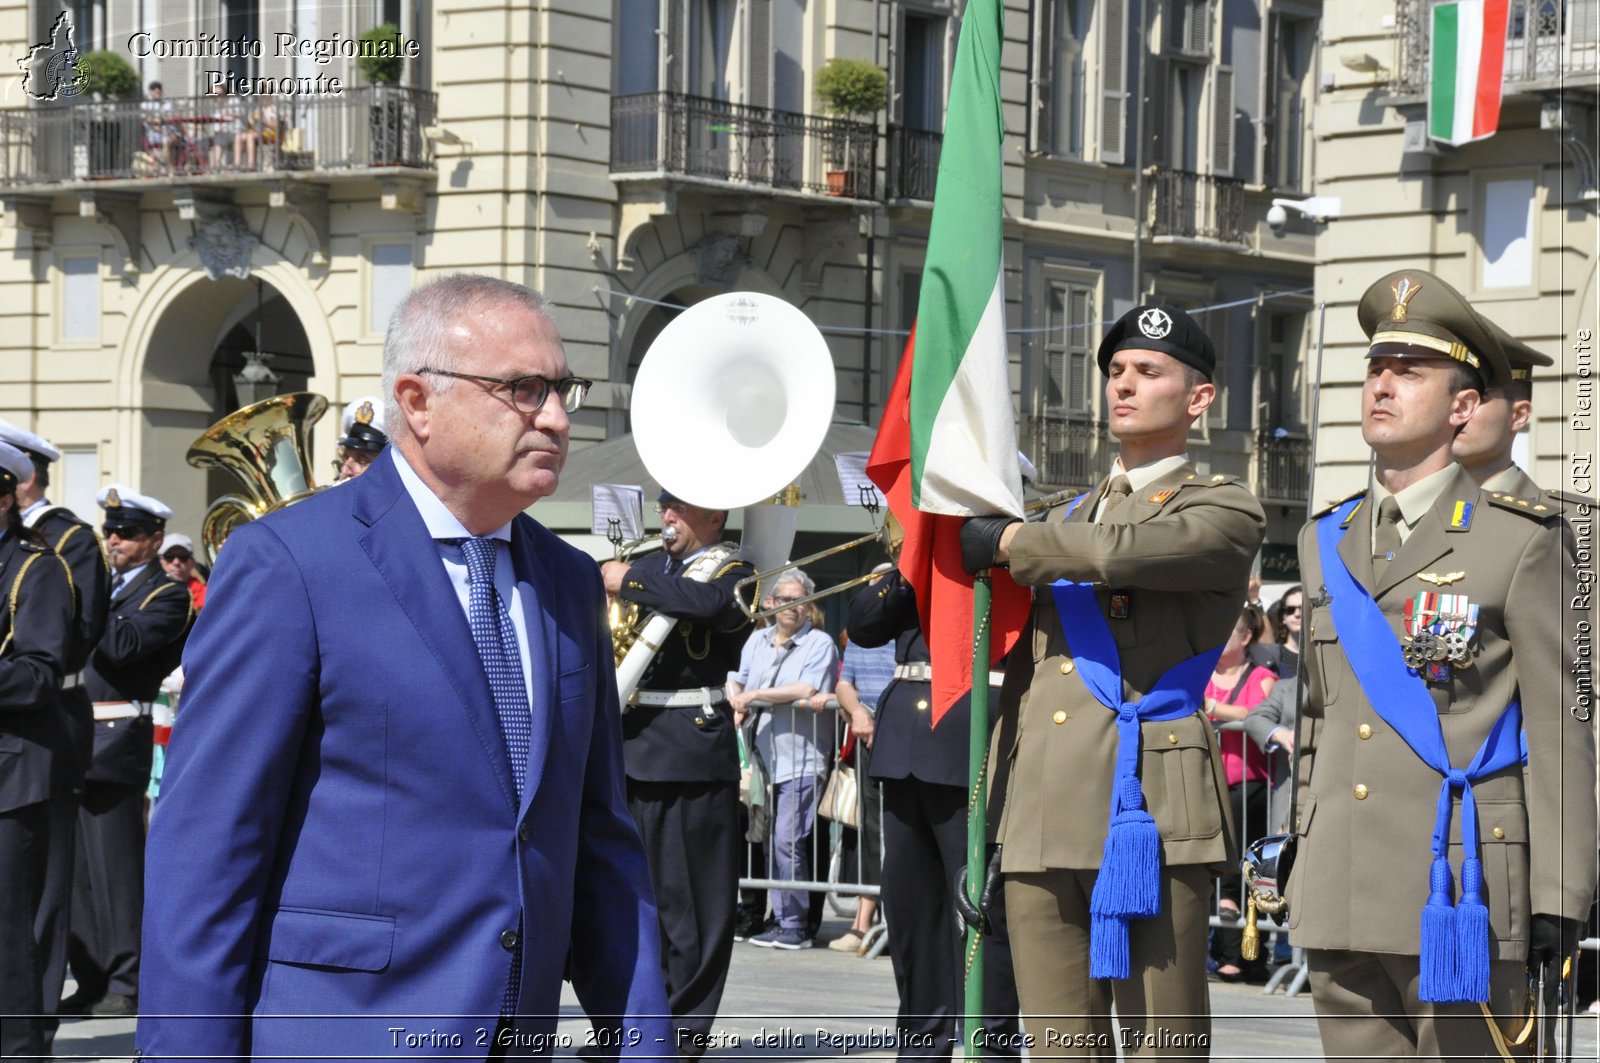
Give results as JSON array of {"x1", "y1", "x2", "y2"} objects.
[
  {"x1": 614, "y1": 292, "x2": 836, "y2": 704},
  {"x1": 186, "y1": 391, "x2": 330, "y2": 564}
]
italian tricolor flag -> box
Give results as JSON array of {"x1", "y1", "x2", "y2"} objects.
[
  {"x1": 1429, "y1": 0, "x2": 1509, "y2": 146},
  {"x1": 867, "y1": 0, "x2": 1029, "y2": 726}
]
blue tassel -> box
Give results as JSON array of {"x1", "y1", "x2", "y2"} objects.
[
  {"x1": 1089, "y1": 911, "x2": 1130, "y2": 980},
  {"x1": 1453, "y1": 858, "x2": 1490, "y2": 1004},
  {"x1": 1418, "y1": 856, "x2": 1459, "y2": 1003},
  {"x1": 1090, "y1": 777, "x2": 1163, "y2": 919}
]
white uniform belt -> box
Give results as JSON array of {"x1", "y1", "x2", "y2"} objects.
[
  {"x1": 92, "y1": 701, "x2": 145, "y2": 721},
  {"x1": 630, "y1": 686, "x2": 725, "y2": 710},
  {"x1": 893, "y1": 663, "x2": 1006, "y2": 687}
]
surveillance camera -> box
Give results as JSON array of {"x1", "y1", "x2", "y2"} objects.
[{"x1": 1266, "y1": 203, "x2": 1288, "y2": 236}]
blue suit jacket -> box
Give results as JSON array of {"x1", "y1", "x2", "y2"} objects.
[{"x1": 139, "y1": 452, "x2": 671, "y2": 1061}]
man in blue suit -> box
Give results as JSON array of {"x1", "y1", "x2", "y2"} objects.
[{"x1": 139, "y1": 275, "x2": 672, "y2": 1061}]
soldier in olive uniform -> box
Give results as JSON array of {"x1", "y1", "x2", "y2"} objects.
[
  {"x1": 1453, "y1": 324, "x2": 1554, "y2": 499},
  {"x1": 0, "y1": 420, "x2": 111, "y2": 1045},
  {"x1": 0, "y1": 440, "x2": 76, "y2": 1061},
  {"x1": 599, "y1": 491, "x2": 754, "y2": 1061},
  {"x1": 962, "y1": 305, "x2": 1265, "y2": 1056},
  {"x1": 1288, "y1": 271, "x2": 1596, "y2": 1059},
  {"x1": 62, "y1": 485, "x2": 192, "y2": 1017}
]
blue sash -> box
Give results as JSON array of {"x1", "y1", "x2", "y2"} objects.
[
  {"x1": 1317, "y1": 498, "x2": 1522, "y2": 1003},
  {"x1": 1050, "y1": 581, "x2": 1221, "y2": 980}
]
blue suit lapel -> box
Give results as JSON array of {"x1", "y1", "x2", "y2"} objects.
[
  {"x1": 350, "y1": 455, "x2": 518, "y2": 813},
  {"x1": 509, "y1": 518, "x2": 557, "y2": 813}
]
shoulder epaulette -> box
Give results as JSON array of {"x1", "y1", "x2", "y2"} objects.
[
  {"x1": 1545, "y1": 488, "x2": 1595, "y2": 512},
  {"x1": 1484, "y1": 490, "x2": 1562, "y2": 521},
  {"x1": 18, "y1": 536, "x2": 49, "y2": 554},
  {"x1": 1312, "y1": 487, "x2": 1367, "y2": 519},
  {"x1": 712, "y1": 560, "x2": 750, "y2": 580}
]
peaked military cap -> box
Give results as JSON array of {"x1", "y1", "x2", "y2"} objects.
[
  {"x1": 0, "y1": 440, "x2": 31, "y2": 493},
  {"x1": 1357, "y1": 270, "x2": 1513, "y2": 390},
  {"x1": 0, "y1": 418, "x2": 60, "y2": 463},
  {"x1": 338, "y1": 396, "x2": 388, "y2": 452},
  {"x1": 1481, "y1": 319, "x2": 1552, "y2": 384},
  {"x1": 1097, "y1": 304, "x2": 1216, "y2": 380},
  {"x1": 98, "y1": 483, "x2": 172, "y2": 532}
]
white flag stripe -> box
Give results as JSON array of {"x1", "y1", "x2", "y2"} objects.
[{"x1": 918, "y1": 273, "x2": 1026, "y2": 518}]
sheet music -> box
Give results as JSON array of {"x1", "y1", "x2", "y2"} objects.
[
  {"x1": 834, "y1": 452, "x2": 883, "y2": 510},
  {"x1": 592, "y1": 483, "x2": 646, "y2": 541}
]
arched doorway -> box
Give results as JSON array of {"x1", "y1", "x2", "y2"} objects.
[{"x1": 137, "y1": 275, "x2": 314, "y2": 538}]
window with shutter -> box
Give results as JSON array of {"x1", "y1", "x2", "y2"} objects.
[
  {"x1": 1210, "y1": 65, "x2": 1233, "y2": 177},
  {"x1": 1099, "y1": 0, "x2": 1129, "y2": 163},
  {"x1": 1036, "y1": 0, "x2": 1090, "y2": 158},
  {"x1": 744, "y1": 0, "x2": 772, "y2": 109}
]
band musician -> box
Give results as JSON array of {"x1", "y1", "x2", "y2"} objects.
[
  {"x1": 0, "y1": 420, "x2": 111, "y2": 1043},
  {"x1": 64, "y1": 486, "x2": 192, "y2": 1018},
  {"x1": 600, "y1": 493, "x2": 755, "y2": 1061}
]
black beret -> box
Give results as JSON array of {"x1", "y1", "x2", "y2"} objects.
[{"x1": 1097, "y1": 304, "x2": 1216, "y2": 379}]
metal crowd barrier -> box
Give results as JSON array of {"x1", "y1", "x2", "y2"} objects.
[{"x1": 740, "y1": 697, "x2": 883, "y2": 953}]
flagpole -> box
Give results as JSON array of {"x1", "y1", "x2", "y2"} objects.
[{"x1": 963, "y1": 572, "x2": 992, "y2": 1061}]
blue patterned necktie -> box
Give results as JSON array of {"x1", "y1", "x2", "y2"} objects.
[
  {"x1": 456, "y1": 536, "x2": 530, "y2": 1021},
  {"x1": 458, "y1": 537, "x2": 531, "y2": 795}
]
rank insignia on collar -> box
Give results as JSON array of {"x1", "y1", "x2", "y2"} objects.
[
  {"x1": 1447, "y1": 500, "x2": 1474, "y2": 530},
  {"x1": 1417, "y1": 571, "x2": 1466, "y2": 587},
  {"x1": 1149, "y1": 488, "x2": 1177, "y2": 504}
]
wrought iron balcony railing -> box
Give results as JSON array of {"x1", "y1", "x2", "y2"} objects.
[
  {"x1": 1255, "y1": 429, "x2": 1311, "y2": 504},
  {"x1": 1147, "y1": 168, "x2": 1248, "y2": 245},
  {"x1": 886, "y1": 125, "x2": 941, "y2": 202},
  {"x1": 1030, "y1": 414, "x2": 1114, "y2": 491},
  {"x1": 0, "y1": 85, "x2": 435, "y2": 188},
  {"x1": 1395, "y1": 0, "x2": 1598, "y2": 95},
  {"x1": 611, "y1": 91, "x2": 875, "y2": 198}
]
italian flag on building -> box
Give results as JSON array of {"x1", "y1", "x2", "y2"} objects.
[
  {"x1": 1429, "y1": 0, "x2": 1509, "y2": 146},
  {"x1": 866, "y1": 0, "x2": 1029, "y2": 726}
]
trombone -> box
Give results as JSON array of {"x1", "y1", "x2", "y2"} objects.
[{"x1": 734, "y1": 487, "x2": 1081, "y2": 623}]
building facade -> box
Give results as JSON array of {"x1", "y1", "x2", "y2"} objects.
[
  {"x1": 0, "y1": 0, "x2": 1319, "y2": 570},
  {"x1": 1309, "y1": 0, "x2": 1597, "y2": 500}
]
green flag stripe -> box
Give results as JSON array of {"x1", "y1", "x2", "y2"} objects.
[
  {"x1": 1430, "y1": 3, "x2": 1459, "y2": 140},
  {"x1": 908, "y1": 0, "x2": 1005, "y2": 508}
]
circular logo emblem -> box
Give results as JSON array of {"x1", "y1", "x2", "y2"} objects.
[{"x1": 1137, "y1": 308, "x2": 1173, "y2": 340}]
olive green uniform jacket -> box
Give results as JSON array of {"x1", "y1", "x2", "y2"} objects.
[
  {"x1": 990, "y1": 464, "x2": 1267, "y2": 873},
  {"x1": 1288, "y1": 466, "x2": 1596, "y2": 961}
]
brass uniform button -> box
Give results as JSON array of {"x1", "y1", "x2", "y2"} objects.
[
  {"x1": 1059, "y1": 660, "x2": 1075, "y2": 675},
  {"x1": 1354, "y1": 784, "x2": 1369, "y2": 800},
  {"x1": 1052, "y1": 710, "x2": 1067, "y2": 724},
  {"x1": 1358, "y1": 724, "x2": 1373, "y2": 740},
  {"x1": 1167, "y1": 733, "x2": 1178, "y2": 744},
  {"x1": 1492, "y1": 827, "x2": 1505, "y2": 840},
  {"x1": 916, "y1": 699, "x2": 929, "y2": 712},
  {"x1": 693, "y1": 716, "x2": 705, "y2": 726}
]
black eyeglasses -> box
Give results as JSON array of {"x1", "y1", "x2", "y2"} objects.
[
  {"x1": 419, "y1": 368, "x2": 592, "y2": 415},
  {"x1": 102, "y1": 525, "x2": 153, "y2": 540},
  {"x1": 1281, "y1": 604, "x2": 1301, "y2": 615},
  {"x1": 163, "y1": 552, "x2": 193, "y2": 562}
]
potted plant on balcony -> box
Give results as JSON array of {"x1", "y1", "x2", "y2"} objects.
[
  {"x1": 74, "y1": 51, "x2": 139, "y2": 178},
  {"x1": 814, "y1": 58, "x2": 885, "y2": 197},
  {"x1": 359, "y1": 23, "x2": 407, "y2": 164}
]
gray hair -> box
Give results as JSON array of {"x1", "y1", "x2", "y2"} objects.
[
  {"x1": 380, "y1": 274, "x2": 553, "y2": 438},
  {"x1": 770, "y1": 567, "x2": 815, "y2": 597}
]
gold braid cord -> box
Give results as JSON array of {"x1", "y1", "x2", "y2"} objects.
[{"x1": 0, "y1": 552, "x2": 47, "y2": 656}]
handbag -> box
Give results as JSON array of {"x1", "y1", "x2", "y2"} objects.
[
  {"x1": 737, "y1": 723, "x2": 772, "y2": 843},
  {"x1": 817, "y1": 762, "x2": 860, "y2": 830}
]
